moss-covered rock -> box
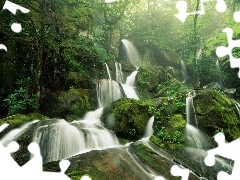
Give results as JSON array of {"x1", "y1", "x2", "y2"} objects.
[
  {"x1": 0, "y1": 113, "x2": 48, "y2": 165},
  {"x1": 41, "y1": 88, "x2": 92, "y2": 120},
  {"x1": 101, "y1": 98, "x2": 154, "y2": 140},
  {"x1": 0, "y1": 113, "x2": 47, "y2": 129},
  {"x1": 136, "y1": 65, "x2": 171, "y2": 99},
  {"x1": 194, "y1": 90, "x2": 240, "y2": 141}
]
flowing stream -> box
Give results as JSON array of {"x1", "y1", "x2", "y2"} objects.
[{"x1": 33, "y1": 108, "x2": 120, "y2": 163}]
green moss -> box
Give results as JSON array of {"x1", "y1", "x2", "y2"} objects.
[
  {"x1": 41, "y1": 88, "x2": 91, "y2": 120},
  {"x1": 136, "y1": 65, "x2": 171, "y2": 99},
  {"x1": 169, "y1": 114, "x2": 186, "y2": 129},
  {"x1": 0, "y1": 113, "x2": 47, "y2": 128},
  {"x1": 102, "y1": 98, "x2": 154, "y2": 140},
  {"x1": 194, "y1": 90, "x2": 240, "y2": 141}
]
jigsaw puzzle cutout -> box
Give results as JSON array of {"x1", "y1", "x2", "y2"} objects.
[
  {"x1": 0, "y1": 0, "x2": 30, "y2": 52},
  {"x1": 175, "y1": 0, "x2": 227, "y2": 22},
  {"x1": 0, "y1": 123, "x2": 71, "y2": 180},
  {"x1": 170, "y1": 165, "x2": 190, "y2": 180},
  {"x1": 215, "y1": 26, "x2": 240, "y2": 78},
  {"x1": 204, "y1": 132, "x2": 240, "y2": 180}
]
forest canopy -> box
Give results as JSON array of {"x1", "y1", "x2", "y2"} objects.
[{"x1": 0, "y1": 0, "x2": 240, "y2": 117}]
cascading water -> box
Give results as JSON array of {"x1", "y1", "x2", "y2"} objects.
[
  {"x1": 185, "y1": 91, "x2": 202, "y2": 149},
  {"x1": 97, "y1": 63, "x2": 123, "y2": 107},
  {"x1": 185, "y1": 91, "x2": 213, "y2": 149},
  {"x1": 97, "y1": 79, "x2": 123, "y2": 107},
  {"x1": 105, "y1": 63, "x2": 112, "y2": 80},
  {"x1": 121, "y1": 71, "x2": 139, "y2": 100},
  {"x1": 180, "y1": 60, "x2": 189, "y2": 83},
  {"x1": 216, "y1": 59, "x2": 223, "y2": 86},
  {"x1": 143, "y1": 116, "x2": 154, "y2": 138},
  {"x1": 186, "y1": 92, "x2": 198, "y2": 127},
  {"x1": 120, "y1": 39, "x2": 141, "y2": 99},
  {"x1": 121, "y1": 39, "x2": 141, "y2": 68},
  {"x1": 115, "y1": 61, "x2": 123, "y2": 84},
  {"x1": 1, "y1": 120, "x2": 39, "y2": 146},
  {"x1": 33, "y1": 108, "x2": 119, "y2": 163}
]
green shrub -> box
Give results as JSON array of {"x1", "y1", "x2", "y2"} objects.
[{"x1": 3, "y1": 77, "x2": 38, "y2": 116}]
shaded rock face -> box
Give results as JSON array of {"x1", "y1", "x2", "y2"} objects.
[
  {"x1": 101, "y1": 98, "x2": 153, "y2": 140},
  {"x1": 194, "y1": 90, "x2": 240, "y2": 141},
  {"x1": 65, "y1": 147, "x2": 152, "y2": 180},
  {"x1": 136, "y1": 66, "x2": 171, "y2": 99},
  {"x1": 105, "y1": 60, "x2": 136, "y2": 83},
  {"x1": 41, "y1": 88, "x2": 96, "y2": 120},
  {"x1": 43, "y1": 142, "x2": 224, "y2": 180}
]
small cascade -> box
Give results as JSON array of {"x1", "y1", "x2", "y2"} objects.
[
  {"x1": 186, "y1": 92, "x2": 198, "y2": 127},
  {"x1": 1, "y1": 120, "x2": 39, "y2": 146},
  {"x1": 115, "y1": 61, "x2": 123, "y2": 84},
  {"x1": 216, "y1": 59, "x2": 223, "y2": 86},
  {"x1": 105, "y1": 63, "x2": 112, "y2": 80},
  {"x1": 121, "y1": 71, "x2": 139, "y2": 100},
  {"x1": 143, "y1": 116, "x2": 154, "y2": 138},
  {"x1": 180, "y1": 60, "x2": 188, "y2": 83},
  {"x1": 185, "y1": 91, "x2": 202, "y2": 149},
  {"x1": 33, "y1": 108, "x2": 119, "y2": 163},
  {"x1": 185, "y1": 91, "x2": 214, "y2": 150},
  {"x1": 97, "y1": 79, "x2": 123, "y2": 107},
  {"x1": 121, "y1": 39, "x2": 141, "y2": 68}
]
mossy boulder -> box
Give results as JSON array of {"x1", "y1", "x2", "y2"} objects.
[
  {"x1": 101, "y1": 98, "x2": 154, "y2": 140},
  {"x1": 136, "y1": 65, "x2": 171, "y2": 99},
  {"x1": 0, "y1": 113, "x2": 47, "y2": 130},
  {"x1": 194, "y1": 90, "x2": 240, "y2": 141},
  {"x1": 41, "y1": 88, "x2": 92, "y2": 120},
  {"x1": 0, "y1": 113, "x2": 48, "y2": 165}
]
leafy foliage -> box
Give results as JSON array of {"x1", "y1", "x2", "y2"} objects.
[{"x1": 3, "y1": 78, "x2": 38, "y2": 116}]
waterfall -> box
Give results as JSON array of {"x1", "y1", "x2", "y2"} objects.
[
  {"x1": 32, "y1": 108, "x2": 119, "y2": 163},
  {"x1": 115, "y1": 61, "x2": 124, "y2": 84},
  {"x1": 121, "y1": 39, "x2": 141, "y2": 68},
  {"x1": 186, "y1": 92, "x2": 198, "y2": 127},
  {"x1": 180, "y1": 60, "x2": 188, "y2": 83},
  {"x1": 216, "y1": 59, "x2": 223, "y2": 86},
  {"x1": 105, "y1": 63, "x2": 112, "y2": 80},
  {"x1": 143, "y1": 116, "x2": 154, "y2": 138},
  {"x1": 97, "y1": 79, "x2": 123, "y2": 107},
  {"x1": 121, "y1": 71, "x2": 139, "y2": 100},
  {"x1": 1, "y1": 120, "x2": 39, "y2": 146},
  {"x1": 185, "y1": 91, "x2": 213, "y2": 149}
]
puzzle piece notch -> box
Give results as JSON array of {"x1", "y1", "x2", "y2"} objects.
[
  {"x1": 233, "y1": 11, "x2": 240, "y2": 23},
  {"x1": 215, "y1": 28, "x2": 240, "y2": 78},
  {"x1": 170, "y1": 165, "x2": 190, "y2": 180},
  {"x1": 204, "y1": 132, "x2": 240, "y2": 180},
  {"x1": 175, "y1": 0, "x2": 227, "y2": 22},
  {"x1": 0, "y1": 139, "x2": 71, "y2": 179}
]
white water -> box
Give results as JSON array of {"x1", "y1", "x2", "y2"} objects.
[
  {"x1": 97, "y1": 79, "x2": 123, "y2": 107},
  {"x1": 105, "y1": 63, "x2": 112, "y2": 80},
  {"x1": 1, "y1": 120, "x2": 39, "y2": 146},
  {"x1": 180, "y1": 60, "x2": 188, "y2": 83},
  {"x1": 186, "y1": 94, "x2": 198, "y2": 127},
  {"x1": 121, "y1": 71, "x2": 139, "y2": 99},
  {"x1": 143, "y1": 116, "x2": 154, "y2": 138},
  {"x1": 121, "y1": 39, "x2": 141, "y2": 68},
  {"x1": 33, "y1": 108, "x2": 120, "y2": 163},
  {"x1": 115, "y1": 61, "x2": 123, "y2": 84}
]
